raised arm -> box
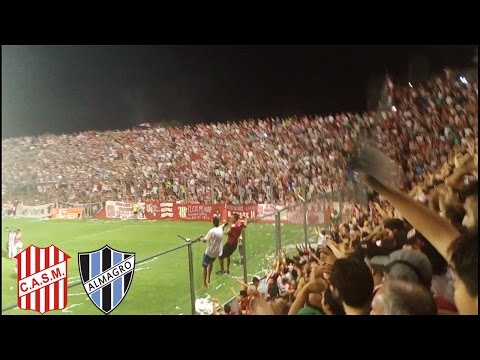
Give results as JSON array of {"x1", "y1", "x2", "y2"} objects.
[
  {"x1": 361, "y1": 174, "x2": 460, "y2": 261},
  {"x1": 444, "y1": 160, "x2": 477, "y2": 189}
]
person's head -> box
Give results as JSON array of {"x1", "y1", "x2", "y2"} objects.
[
  {"x1": 252, "y1": 277, "x2": 260, "y2": 287},
  {"x1": 233, "y1": 213, "x2": 240, "y2": 222},
  {"x1": 321, "y1": 230, "x2": 326, "y2": 236},
  {"x1": 458, "y1": 181, "x2": 478, "y2": 229},
  {"x1": 212, "y1": 216, "x2": 220, "y2": 227},
  {"x1": 383, "y1": 218, "x2": 405, "y2": 233},
  {"x1": 382, "y1": 218, "x2": 405, "y2": 245},
  {"x1": 448, "y1": 227, "x2": 478, "y2": 315},
  {"x1": 307, "y1": 293, "x2": 324, "y2": 311},
  {"x1": 371, "y1": 280, "x2": 437, "y2": 315},
  {"x1": 239, "y1": 290, "x2": 248, "y2": 298},
  {"x1": 223, "y1": 303, "x2": 232, "y2": 314},
  {"x1": 438, "y1": 193, "x2": 464, "y2": 225},
  {"x1": 414, "y1": 233, "x2": 448, "y2": 276},
  {"x1": 270, "y1": 298, "x2": 289, "y2": 315},
  {"x1": 291, "y1": 269, "x2": 298, "y2": 281},
  {"x1": 321, "y1": 285, "x2": 346, "y2": 315},
  {"x1": 330, "y1": 258, "x2": 374, "y2": 313},
  {"x1": 371, "y1": 249, "x2": 433, "y2": 289}
]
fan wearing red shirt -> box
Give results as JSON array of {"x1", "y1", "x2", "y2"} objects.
[{"x1": 217, "y1": 213, "x2": 247, "y2": 275}]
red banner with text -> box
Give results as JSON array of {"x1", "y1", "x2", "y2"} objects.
[{"x1": 144, "y1": 202, "x2": 258, "y2": 221}]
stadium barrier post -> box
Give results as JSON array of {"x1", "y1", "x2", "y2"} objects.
[
  {"x1": 241, "y1": 228, "x2": 248, "y2": 284},
  {"x1": 211, "y1": 174, "x2": 215, "y2": 204},
  {"x1": 187, "y1": 242, "x2": 196, "y2": 315},
  {"x1": 275, "y1": 211, "x2": 281, "y2": 254},
  {"x1": 178, "y1": 234, "x2": 203, "y2": 315}
]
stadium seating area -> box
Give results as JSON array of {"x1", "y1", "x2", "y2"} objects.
[
  {"x1": 3, "y1": 69, "x2": 476, "y2": 208},
  {"x1": 215, "y1": 71, "x2": 478, "y2": 315},
  {"x1": 2, "y1": 68, "x2": 478, "y2": 315}
]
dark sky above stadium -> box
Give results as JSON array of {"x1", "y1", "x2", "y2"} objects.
[{"x1": 2, "y1": 45, "x2": 476, "y2": 138}]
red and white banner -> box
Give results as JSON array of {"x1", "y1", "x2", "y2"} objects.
[
  {"x1": 226, "y1": 204, "x2": 257, "y2": 220},
  {"x1": 174, "y1": 203, "x2": 224, "y2": 221},
  {"x1": 145, "y1": 203, "x2": 260, "y2": 221},
  {"x1": 144, "y1": 201, "x2": 174, "y2": 220},
  {"x1": 15, "y1": 245, "x2": 71, "y2": 314},
  {"x1": 105, "y1": 201, "x2": 145, "y2": 219},
  {"x1": 50, "y1": 207, "x2": 84, "y2": 219}
]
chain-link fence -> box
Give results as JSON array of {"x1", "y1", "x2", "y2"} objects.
[{"x1": 248, "y1": 181, "x2": 368, "y2": 260}]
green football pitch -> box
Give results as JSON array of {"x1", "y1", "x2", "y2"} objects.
[{"x1": 1, "y1": 218, "x2": 308, "y2": 315}]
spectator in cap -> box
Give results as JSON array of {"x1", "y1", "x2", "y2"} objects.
[{"x1": 370, "y1": 248, "x2": 433, "y2": 288}]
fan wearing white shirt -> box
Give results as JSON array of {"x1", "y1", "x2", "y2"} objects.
[{"x1": 201, "y1": 216, "x2": 226, "y2": 288}]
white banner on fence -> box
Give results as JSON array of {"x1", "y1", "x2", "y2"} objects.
[
  {"x1": 16, "y1": 203, "x2": 54, "y2": 218},
  {"x1": 105, "y1": 201, "x2": 145, "y2": 219},
  {"x1": 256, "y1": 204, "x2": 288, "y2": 222}
]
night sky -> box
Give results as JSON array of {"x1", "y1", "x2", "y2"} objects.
[{"x1": 2, "y1": 45, "x2": 476, "y2": 139}]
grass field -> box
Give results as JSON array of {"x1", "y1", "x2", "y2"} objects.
[{"x1": 1, "y1": 218, "x2": 310, "y2": 315}]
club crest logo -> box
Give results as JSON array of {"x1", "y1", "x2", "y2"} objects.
[
  {"x1": 15, "y1": 245, "x2": 71, "y2": 314},
  {"x1": 78, "y1": 245, "x2": 135, "y2": 314}
]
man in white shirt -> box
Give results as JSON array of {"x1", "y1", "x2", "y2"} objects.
[{"x1": 201, "y1": 216, "x2": 225, "y2": 288}]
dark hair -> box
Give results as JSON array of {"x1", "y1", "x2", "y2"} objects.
[
  {"x1": 448, "y1": 227, "x2": 478, "y2": 297},
  {"x1": 458, "y1": 180, "x2": 478, "y2": 203},
  {"x1": 291, "y1": 269, "x2": 298, "y2": 281},
  {"x1": 330, "y1": 258, "x2": 374, "y2": 308},
  {"x1": 348, "y1": 246, "x2": 366, "y2": 262},
  {"x1": 224, "y1": 303, "x2": 232, "y2": 313},
  {"x1": 233, "y1": 213, "x2": 240, "y2": 220},
  {"x1": 365, "y1": 243, "x2": 395, "y2": 259},
  {"x1": 383, "y1": 218, "x2": 405, "y2": 232},
  {"x1": 252, "y1": 277, "x2": 259, "y2": 283},
  {"x1": 445, "y1": 204, "x2": 466, "y2": 231},
  {"x1": 239, "y1": 290, "x2": 248, "y2": 297},
  {"x1": 212, "y1": 217, "x2": 220, "y2": 227},
  {"x1": 416, "y1": 233, "x2": 448, "y2": 276},
  {"x1": 323, "y1": 286, "x2": 346, "y2": 315}
]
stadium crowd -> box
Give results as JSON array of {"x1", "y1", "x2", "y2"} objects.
[
  {"x1": 211, "y1": 70, "x2": 477, "y2": 315},
  {"x1": 218, "y1": 140, "x2": 477, "y2": 315},
  {"x1": 2, "y1": 68, "x2": 478, "y2": 316},
  {"x1": 3, "y1": 69, "x2": 477, "y2": 209}
]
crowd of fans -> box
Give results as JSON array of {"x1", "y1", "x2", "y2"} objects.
[
  {"x1": 3, "y1": 69, "x2": 476, "y2": 208},
  {"x1": 217, "y1": 140, "x2": 477, "y2": 315},
  {"x1": 211, "y1": 70, "x2": 478, "y2": 315},
  {"x1": 1, "y1": 67, "x2": 477, "y2": 315}
]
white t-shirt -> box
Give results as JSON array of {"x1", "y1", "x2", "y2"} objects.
[
  {"x1": 204, "y1": 226, "x2": 224, "y2": 258},
  {"x1": 317, "y1": 234, "x2": 327, "y2": 247}
]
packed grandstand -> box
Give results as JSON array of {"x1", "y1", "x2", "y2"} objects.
[{"x1": 2, "y1": 68, "x2": 478, "y2": 315}]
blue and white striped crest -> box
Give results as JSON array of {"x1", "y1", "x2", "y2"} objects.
[{"x1": 78, "y1": 246, "x2": 135, "y2": 314}]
